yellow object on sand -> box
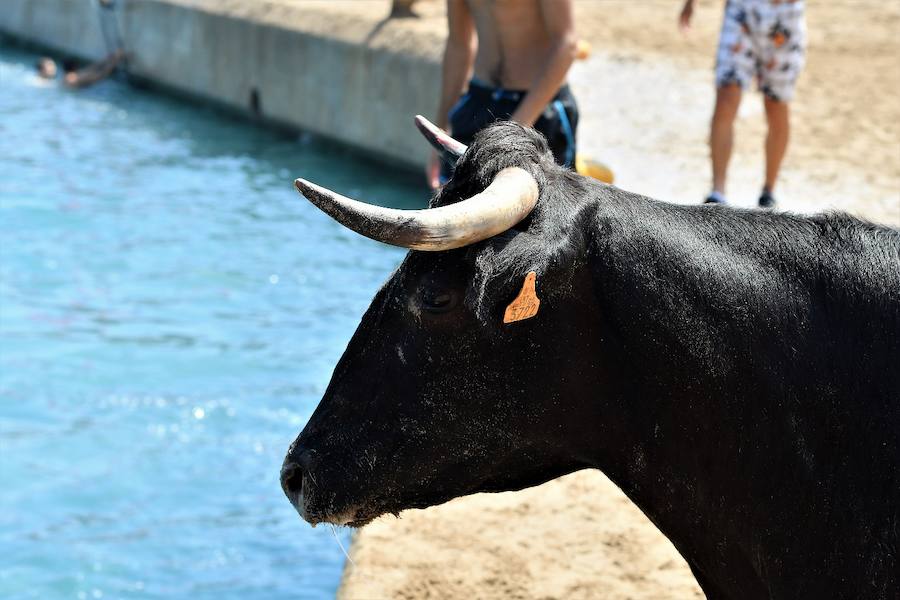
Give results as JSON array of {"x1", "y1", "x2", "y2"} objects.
[
  {"x1": 576, "y1": 40, "x2": 592, "y2": 60},
  {"x1": 572, "y1": 42, "x2": 611, "y2": 183},
  {"x1": 575, "y1": 155, "x2": 614, "y2": 184}
]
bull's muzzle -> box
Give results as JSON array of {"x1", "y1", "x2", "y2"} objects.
[{"x1": 280, "y1": 449, "x2": 317, "y2": 521}]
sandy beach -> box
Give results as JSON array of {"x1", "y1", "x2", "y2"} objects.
[{"x1": 329, "y1": 1, "x2": 900, "y2": 598}]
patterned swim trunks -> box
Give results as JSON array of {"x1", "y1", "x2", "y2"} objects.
[{"x1": 715, "y1": 0, "x2": 806, "y2": 101}]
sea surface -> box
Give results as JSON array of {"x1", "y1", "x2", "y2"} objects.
[{"x1": 0, "y1": 45, "x2": 422, "y2": 599}]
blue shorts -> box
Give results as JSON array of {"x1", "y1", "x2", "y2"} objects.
[{"x1": 441, "y1": 78, "x2": 579, "y2": 181}]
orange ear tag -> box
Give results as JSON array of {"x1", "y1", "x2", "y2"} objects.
[{"x1": 503, "y1": 271, "x2": 540, "y2": 324}]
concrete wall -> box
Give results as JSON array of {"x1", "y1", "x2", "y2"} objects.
[
  {"x1": 0, "y1": 0, "x2": 443, "y2": 169},
  {"x1": 0, "y1": 0, "x2": 109, "y2": 60}
]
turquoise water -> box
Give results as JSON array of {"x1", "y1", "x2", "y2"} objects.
[{"x1": 0, "y1": 46, "x2": 422, "y2": 599}]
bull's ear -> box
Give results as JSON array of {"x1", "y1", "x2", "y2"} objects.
[{"x1": 465, "y1": 229, "x2": 549, "y2": 326}]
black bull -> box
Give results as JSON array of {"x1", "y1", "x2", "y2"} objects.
[{"x1": 282, "y1": 123, "x2": 899, "y2": 598}]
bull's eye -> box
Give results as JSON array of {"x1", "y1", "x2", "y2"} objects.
[{"x1": 420, "y1": 288, "x2": 456, "y2": 314}]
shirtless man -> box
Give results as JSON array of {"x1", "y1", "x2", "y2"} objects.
[{"x1": 428, "y1": 0, "x2": 578, "y2": 188}]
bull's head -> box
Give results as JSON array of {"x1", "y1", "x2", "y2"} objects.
[{"x1": 282, "y1": 118, "x2": 605, "y2": 527}]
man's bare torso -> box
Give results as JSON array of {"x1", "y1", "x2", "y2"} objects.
[{"x1": 466, "y1": 0, "x2": 558, "y2": 89}]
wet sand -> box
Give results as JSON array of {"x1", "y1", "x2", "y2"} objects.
[{"x1": 328, "y1": 1, "x2": 899, "y2": 598}]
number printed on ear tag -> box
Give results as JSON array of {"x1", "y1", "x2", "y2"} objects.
[{"x1": 503, "y1": 271, "x2": 540, "y2": 324}]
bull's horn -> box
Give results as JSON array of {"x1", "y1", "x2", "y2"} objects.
[
  {"x1": 294, "y1": 166, "x2": 538, "y2": 251},
  {"x1": 414, "y1": 115, "x2": 468, "y2": 158}
]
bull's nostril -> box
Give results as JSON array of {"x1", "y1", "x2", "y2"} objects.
[{"x1": 280, "y1": 461, "x2": 303, "y2": 499}]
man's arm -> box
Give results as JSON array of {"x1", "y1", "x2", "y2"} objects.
[
  {"x1": 679, "y1": 0, "x2": 696, "y2": 31},
  {"x1": 436, "y1": 0, "x2": 476, "y2": 130},
  {"x1": 509, "y1": 0, "x2": 577, "y2": 126}
]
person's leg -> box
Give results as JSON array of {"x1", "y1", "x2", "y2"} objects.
[
  {"x1": 763, "y1": 96, "x2": 789, "y2": 193},
  {"x1": 756, "y1": 0, "x2": 805, "y2": 207},
  {"x1": 709, "y1": 83, "x2": 742, "y2": 198},
  {"x1": 708, "y1": 0, "x2": 752, "y2": 203}
]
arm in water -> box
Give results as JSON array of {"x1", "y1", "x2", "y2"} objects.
[{"x1": 64, "y1": 49, "x2": 125, "y2": 89}]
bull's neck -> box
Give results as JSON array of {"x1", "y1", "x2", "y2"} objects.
[
  {"x1": 574, "y1": 189, "x2": 898, "y2": 595},
  {"x1": 578, "y1": 191, "x2": 792, "y2": 589}
]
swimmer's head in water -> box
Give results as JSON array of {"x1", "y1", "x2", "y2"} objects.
[{"x1": 36, "y1": 58, "x2": 57, "y2": 79}]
